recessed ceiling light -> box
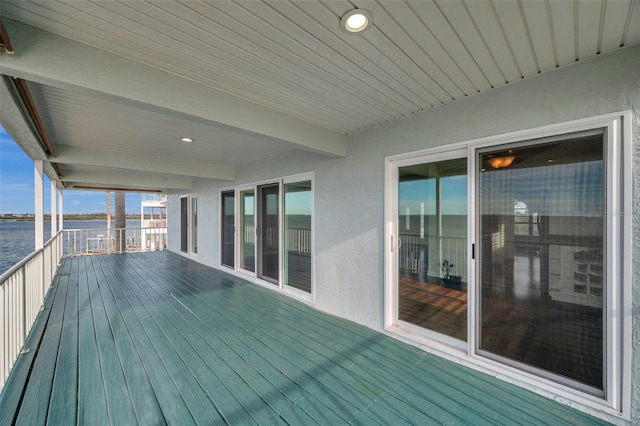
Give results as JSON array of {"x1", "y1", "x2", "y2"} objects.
[
  {"x1": 340, "y1": 9, "x2": 372, "y2": 34},
  {"x1": 181, "y1": 137, "x2": 193, "y2": 143}
]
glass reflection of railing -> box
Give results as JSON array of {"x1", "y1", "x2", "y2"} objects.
[
  {"x1": 399, "y1": 234, "x2": 468, "y2": 281},
  {"x1": 62, "y1": 227, "x2": 167, "y2": 257},
  {"x1": 242, "y1": 226, "x2": 311, "y2": 254}
]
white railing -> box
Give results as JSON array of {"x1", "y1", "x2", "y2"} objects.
[
  {"x1": 0, "y1": 231, "x2": 63, "y2": 391},
  {"x1": 399, "y1": 234, "x2": 468, "y2": 282},
  {"x1": 62, "y1": 227, "x2": 167, "y2": 257}
]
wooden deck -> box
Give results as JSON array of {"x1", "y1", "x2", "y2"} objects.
[{"x1": 0, "y1": 251, "x2": 608, "y2": 425}]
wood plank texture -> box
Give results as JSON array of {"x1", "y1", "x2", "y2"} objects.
[{"x1": 1, "y1": 252, "x2": 610, "y2": 425}]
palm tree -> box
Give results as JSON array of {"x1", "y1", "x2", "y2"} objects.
[{"x1": 115, "y1": 191, "x2": 125, "y2": 252}]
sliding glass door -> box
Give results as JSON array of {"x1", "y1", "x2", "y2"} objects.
[
  {"x1": 284, "y1": 180, "x2": 312, "y2": 293},
  {"x1": 390, "y1": 134, "x2": 606, "y2": 390},
  {"x1": 181, "y1": 194, "x2": 197, "y2": 255},
  {"x1": 396, "y1": 155, "x2": 468, "y2": 343},
  {"x1": 221, "y1": 190, "x2": 235, "y2": 268},
  {"x1": 477, "y1": 131, "x2": 605, "y2": 393},
  {"x1": 223, "y1": 175, "x2": 313, "y2": 297},
  {"x1": 239, "y1": 189, "x2": 255, "y2": 273},
  {"x1": 180, "y1": 197, "x2": 188, "y2": 253},
  {"x1": 190, "y1": 196, "x2": 198, "y2": 254},
  {"x1": 258, "y1": 184, "x2": 279, "y2": 283},
  {"x1": 387, "y1": 114, "x2": 628, "y2": 409}
]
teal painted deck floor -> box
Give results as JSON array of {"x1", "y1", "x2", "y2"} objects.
[{"x1": 1, "y1": 251, "x2": 609, "y2": 425}]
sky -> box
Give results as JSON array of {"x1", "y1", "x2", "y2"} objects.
[
  {"x1": 0, "y1": 124, "x2": 141, "y2": 214},
  {"x1": 399, "y1": 174, "x2": 468, "y2": 216}
]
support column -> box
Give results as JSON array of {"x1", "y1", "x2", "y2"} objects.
[
  {"x1": 50, "y1": 180, "x2": 57, "y2": 235},
  {"x1": 34, "y1": 160, "x2": 44, "y2": 250},
  {"x1": 436, "y1": 175, "x2": 442, "y2": 274},
  {"x1": 58, "y1": 190, "x2": 63, "y2": 230},
  {"x1": 106, "y1": 191, "x2": 111, "y2": 253}
]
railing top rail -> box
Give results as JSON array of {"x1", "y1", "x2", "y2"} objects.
[
  {"x1": 0, "y1": 230, "x2": 62, "y2": 285},
  {"x1": 62, "y1": 226, "x2": 167, "y2": 231}
]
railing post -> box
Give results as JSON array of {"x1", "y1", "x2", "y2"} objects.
[
  {"x1": 41, "y1": 251, "x2": 45, "y2": 311},
  {"x1": 22, "y1": 264, "x2": 27, "y2": 352}
]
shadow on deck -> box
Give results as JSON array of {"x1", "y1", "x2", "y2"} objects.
[{"x1": 0, "y1": 251, "x2": 608, "y2": 425}]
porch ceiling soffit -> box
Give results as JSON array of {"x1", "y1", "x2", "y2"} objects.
[
  {"x1": 60, "y1": 169, "x2": 192, "y2": 192},
  {"x1": 0, "y1": 18, "x2": 347, "y2": 158},
  {"x1": 0, "y1": 75, "x2": 62, "y2": 187},
  {"x1": 54, "y1": 146, "x2": 235, "y2": 182}
]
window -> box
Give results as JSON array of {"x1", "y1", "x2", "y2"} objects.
[
  {"x1": 180, "y1": 194, "x2": 197, "y2": 255},
  {"x1": 385, "y1": 112, "x2": 631, "y2": 417}
]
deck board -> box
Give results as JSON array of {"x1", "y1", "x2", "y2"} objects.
[
  {"x1": 77, "y1": 256, "x2": 110, "y2": 425},
  {"x1": 0, "y1": 251, "x2": 611, "y2": 425},
  {"x1": 47, "y1": 262, "x2": 78, "y2": 425},
  {"x1": 15, "y1": 265, "x2": 69, "y2": 426},
  {"x1": 93, "y1": 259, "x2": 166, "y2": 425}
]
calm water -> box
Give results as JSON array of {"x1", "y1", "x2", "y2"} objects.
[{"x1": 0, "y1": 219, "x2": 140, "y2": 275}]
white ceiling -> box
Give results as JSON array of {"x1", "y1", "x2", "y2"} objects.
[{"x1": 0, "y1": 0, "x2": 638, "y2": 192}]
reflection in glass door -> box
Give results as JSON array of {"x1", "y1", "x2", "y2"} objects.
[
  {"x1": 240, "y1": 189, "x2": 255, "y2": 273},
  {"x1": 397, "y1": 158, "x2": 467, "y2": 341},
  {"x1": 221, "y1": 191, "x2": 234, "y2": 267},
  {"x1": 258, "y1": 184, "x2": 279, "y2": 283},
  {"x1": 284, "y1": 180, "x2": 312, "y2": 293},
  {"x1": 190, "y1": 196, "x2": 198, "y2": 254},
  {"x1": 180, "y1": 197, "x2": 188, "y2": 253},
  {"x1": 477, "y1": 133, "x2": 605, "y2": 392}
]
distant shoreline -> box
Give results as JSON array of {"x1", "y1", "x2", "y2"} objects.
[{"x1": 1, "y1": 214, "x2": 143, "y2": 221}]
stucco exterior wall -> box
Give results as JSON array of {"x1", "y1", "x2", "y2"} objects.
[{"x1": 168, "y1": 44, "x2": 639, "y2": 423}]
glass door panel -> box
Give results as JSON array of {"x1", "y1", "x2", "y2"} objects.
[
  {"x1": 477, "y1": 133, "x2": 605, "y2": 392},
  {"x1": 284, "y1": 180, "x2": 312, "y2": 293},
  {"x1": 180, "y1": 197, "x2": 188, "y2": 253},
  {"x1": 190, "y1": 196, "x2": 198, "y2": 254},
  {"x1": 221, "y1": 191, "x2": 234, "y2": 267},
  {"x1": 398, "y1": 158, "x2": 467, "y2": 341},
  {"x1": 240, "y1": 189, "x2": 255, "y2": 273},
  {"x1": 258, "y1": 184, "x2": 279, "y2": 283}
]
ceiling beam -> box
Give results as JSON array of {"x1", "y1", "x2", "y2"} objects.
[
  {"x1": 68, "y1": 185, "x2": 163, "y2": 194},
  {"x1": 0, "y1": 19, "x2": 15, "y2": 54},
  {"x1": 0, "y1": 75, "x2": 63, "y2": 187},
  {"x1": 61, "y1": 170, "x2": 192, "y2": 192},
  {"x1": 11, "y1": 77, "x2": 56, "y2": 156},
  {"x1": 0, "y1": 18, "x2": 347, "y2": 158},
  {"x1": 54, "y1": 146, "x2": 235, "y2": 181}
]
